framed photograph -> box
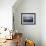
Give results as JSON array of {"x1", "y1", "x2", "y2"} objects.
[{"x1": 21, "y1": 13, "x2": 36, "y2": 25}]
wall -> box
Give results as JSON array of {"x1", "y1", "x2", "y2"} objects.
[
  {"x1": 41, "y1": 0, "x2": 46, "y2": 46},
  {"x1": 0, "y1": 0, "x2": 17, "y2": 38},
  {"x1": 0, "y1": 0, "x2": 17, "y2": 30},
  {"x1": 13, "y1": 0, "x2": 41, "y2": 46}
]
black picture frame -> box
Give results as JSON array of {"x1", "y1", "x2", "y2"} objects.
[{"x1": 21, "y1": 13, "x2": 36, "y2": 25}]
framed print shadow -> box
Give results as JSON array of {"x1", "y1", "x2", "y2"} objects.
[{"x1": 21, "y1": 13, "x2": 36, "y2": 25}]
